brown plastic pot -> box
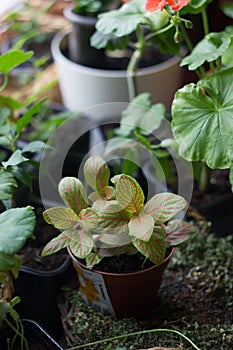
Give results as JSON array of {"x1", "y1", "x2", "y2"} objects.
[{"x1": 68, "y1": 248, "x2": 175, "y2": 318}]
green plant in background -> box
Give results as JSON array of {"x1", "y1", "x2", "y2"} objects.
[
  {"x1": 0, "y1": 49, "x2": 49, "y2": 209},
  {"x1": 0, "y1": 206, "x2": 36, "y2": 350},
  {"x1": 41, "y1": 155, "x2": 196, "y2": 269},
  {"x1": 92, "y1": 0, "x2": 233, "y2": 192},
  {"x1": 73, "y1": 0, "x2": 120, "y2": 16}
]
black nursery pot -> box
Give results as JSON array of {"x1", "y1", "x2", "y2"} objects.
[
  {"x1": 197, "y1": 192, "x2": 233, "y2": 237},
  {"x1": 63, "y1": 5, "x2": 105, "y2": 68},
  {"x1": 0, "y1": 319, "x2": 64, "y2": 350},
  {"x1": 14, "y1": 258, "x2": 73, "y2": 339}
]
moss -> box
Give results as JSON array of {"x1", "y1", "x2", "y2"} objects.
[{"x1": 60, "y1": 223, "x2": 233, "y2": 349}]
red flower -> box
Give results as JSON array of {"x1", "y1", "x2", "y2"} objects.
[{"x1": 145, "y1": 0, "x2": 190, "y2": 12}]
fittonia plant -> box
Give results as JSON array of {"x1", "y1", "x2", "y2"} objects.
[{"x1": 42, "y1": 156, "x2": 196, "y2": 269}]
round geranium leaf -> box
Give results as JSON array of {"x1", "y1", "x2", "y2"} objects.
[{"x1": 172, "y1": 68, "x2": 233, "y2": 169}]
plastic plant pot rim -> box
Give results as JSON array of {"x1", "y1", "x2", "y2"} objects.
[
  {"x1": 51, "y1": 30, "x2": 183, "y2": 78},
  {"x1": 63, "y1": 4, "x2": 97, "y2": 25},
  {"x1": 20, "y1": 255, "x2": 71, "y2": 277},
  {"x1": 68, "y1": 246, "x2": 175, "y2": 277}
]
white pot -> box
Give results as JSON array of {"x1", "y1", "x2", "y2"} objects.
[{"x1": 51, "y1": 31, "x2": 185, "y2": 122}]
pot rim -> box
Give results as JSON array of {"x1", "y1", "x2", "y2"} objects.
[
  {"x1": 68, "y1": 246, "x2": 175, "y2": 277},
  {"x1": 51, "y1": 30, "x2": 183, "y2": 78},
  {"x1": 63, "y1": 4, "x2": 97, "y2": 25}
]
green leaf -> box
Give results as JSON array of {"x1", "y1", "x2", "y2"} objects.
[
  {"x1": 0, "y1": 207, "x2": 36, "y2": 255},
  {"x1": 144, "y1": 193, "x2": 187, "y2": 224},
  {"x1": 84, "y1": 156, "x2": 110, "y2": 195},
  {"x1": 13, "y1": 167, "x2": 33, "y2": 191},
  {"x1": 2, "y1": 150, "x2": 28, "y2": 168},
  {"x1": 104, "y1": 138, "x2": 137, "y2": 156},
  {"x1": 58, "y1": 177, "x2": 88, "y2": 216},
  {"x1": 96, "y1": 0, "x2": 169, "y2": 38},
  {"x1": 41, "y1": 230, "x2": 73, "y2": 256},
  {"x1": 115, "y1": 175, "x2": 144, "y2": 215},
  {"x1": 129, "y1": 213, "x2": 154, "y2": 241},
  {"x1": 70, "y1": 229, "x2": 94, "y2": 259},
  {"x1": 0, "y1": 252, "x2": 21, "y2": 274},
  {"x1": 221, "y1": 2, "x2": 233, "y2": 19},
  {"x1": 0, "y1": 95, "x2": 23, "y2": 111},
  {"x1": 91, "y1": 31, "x2": 129, "y2": 51},
  {"x1": 181, "y1": 32, "x2": 231, "y2": 70},
  {"x1": 139, "y1": 103, "x2": 166, "y2": 136},
  {"x1": 133, "y1": 227, "x2": 166, "y2": 265},
  {"x1": 165, "y1": 219, "x2": 197, "y2": 246},
  {"x1": 0, "y1": 50, "x2": 33, "y2": 74},
  {"x1": 43, "y1": 207, "x2": 79, "y2": 229},
  {"x1": 16, "y1": 99, "x2": 46, "y2": 134},
  {"x1": 22, "y1": 141, "x2": 47, "y2": 153},
  {"x1": 117, "y1": 93, "x2": 152, "y2": 136},
  {"x1": 172, "y1": 69, "x2": 233, "y2": 169},
  {"x1": 0, "y1": 169, "x2": 17, "y2": 200}
]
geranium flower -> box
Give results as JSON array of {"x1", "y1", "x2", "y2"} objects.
[{"x1": 145, "y1": 0, "x2": 190, "y2": 12}]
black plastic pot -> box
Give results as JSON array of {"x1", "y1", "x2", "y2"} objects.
[
  {"x1": 0, "y1": 319, "x2": 64, "y2": 350},
  {"x1": 63, "y1": 5, "x2": 105, "y2": 67},
  {"x1": 14, "y1": 257, "x2": 74, "y2": 339},
  {"x1": 196, "y1": 192, "x2": 233, "y2": 237}
]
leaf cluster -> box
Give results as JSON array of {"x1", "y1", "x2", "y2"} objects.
[{"x1": 42, "y1": 156, "x2": 196, "y2": 269}]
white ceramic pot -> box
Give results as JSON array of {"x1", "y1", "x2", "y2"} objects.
[{"x1": 51, "y1": 31, "x2": 185, "y2": 122}]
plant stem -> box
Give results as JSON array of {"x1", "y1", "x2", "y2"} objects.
[
  {"x1": 199, "y1": 162, "x2": 211, "y2": 192},
  {"x1": 3, "y1": 317, "x2": 29, "y2": 350},
  {"x1": 66, "y1": 328, "x2": 202, "y2": 350},
  {"x1": 0, "y1": 73, "x2": 9, "y2": 92},
  {"x1": 201, "y1": 8, "x2": 215, "y2": 73}
]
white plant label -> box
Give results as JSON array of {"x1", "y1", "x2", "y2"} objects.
[{"x1": 74, "y1": 262, "x2": 116, "y2": 317}]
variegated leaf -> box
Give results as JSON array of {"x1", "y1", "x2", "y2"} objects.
[
  {"x1": 99, "y1": 243, "x2": 135, "y2": 258},
  {"x1": 165, "y1": 219, "x2": 197, "y2": 246},
  {"x1": 85, "y1": 252, "x2": 102, "y2": 269},
  {"x1": 70, "y1": 229, "x2": 94, "y2": 259},
  {"x1": 97, "y1": 201, "x2": 129, "y2": 234},
  {"x1": 99, "y1": 232, "x2": 132, "y2": 246},
  {"x1": 103, "y1": 185, "x2": 115, "y2": 200},
  {"x1": 79, "y1": 208, "x2": 99, "y2": 230},
  {"x1": 41, "y1": 230, "x2": 74, "y2": 256},
  {"x1": 133, "y1": 227, "x2": 166, "y2": 265},
  {"x1": 115, "y1": 175, "x2": 144, "y2": 215},
  {"x1": 43, "y1": 206, "x2": 79, "y2": 229},
  {"x1": 144, "y1": 193, "x2": 187, "y2": 224},
  {"x1": 128, "y1": 213, "x2": 154, "y2": 241},
  {"x1": 92, "y1": 199, "x2": 119, "y2": 213},
  {"x1": 58, "y1": 177, "x2": 88, "y2": 215},
  {"x1": 84, "y1": 156, "x2": 110, "y2": 195}
]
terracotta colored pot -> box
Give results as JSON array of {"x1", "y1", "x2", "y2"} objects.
[{"x1": 68, "y1": 248, "x2": 175, "y2": 318}]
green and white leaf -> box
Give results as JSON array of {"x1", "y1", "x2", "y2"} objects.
[
  {"x1": 84, "y1": 156, "x2": 110, "y2": 195},
  {"x1": 172, "y1": 68, "x2": 233, "y2": 169},
  {"x1": 69, "y1": 229, "x2": 94, "y2": 259},
  {"x1": 133, "y1": 227, "x2": 166, "y2": 265},
  {"x1": 99, "y1": 232, "x2": 132, "y2": 246},
  {"x1": 165, "y1": 219, "x2": 197, "y2": 246},
  {"x1": 144, "y1": 193, "x2": 187, "y2": 224},
  {"x1": 41, "y1": 229, "x2": 74, "y2": 256},
  {"x1": 128, "y1": 213, "x2": 154, "y2": 241},
  {"x1": 85, "y1": 252, "x2": 102, "y2": 269},
  {"x1": 58, "y1": 177, "x2": 88, "y2": 215},
  {"x1": 115, "y1": 175, "x2": 144, "y2": 215},
  {"x1": 79, "y1": 208, "x2": 99, "y2": 230},
  {"x1": 0, "y1": 207, "x2": 35, "y2": 255},
  {"x1": 43, "y1": 206, "x2": 79, "y2": 229}
]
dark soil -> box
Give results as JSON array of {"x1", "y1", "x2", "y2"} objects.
[
  {"x1": 58, "y1": 221, "x2": 233, "y2": 350},
  {"x1": 19, "y1": 206, "x2": 68, "y2": 271}
]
